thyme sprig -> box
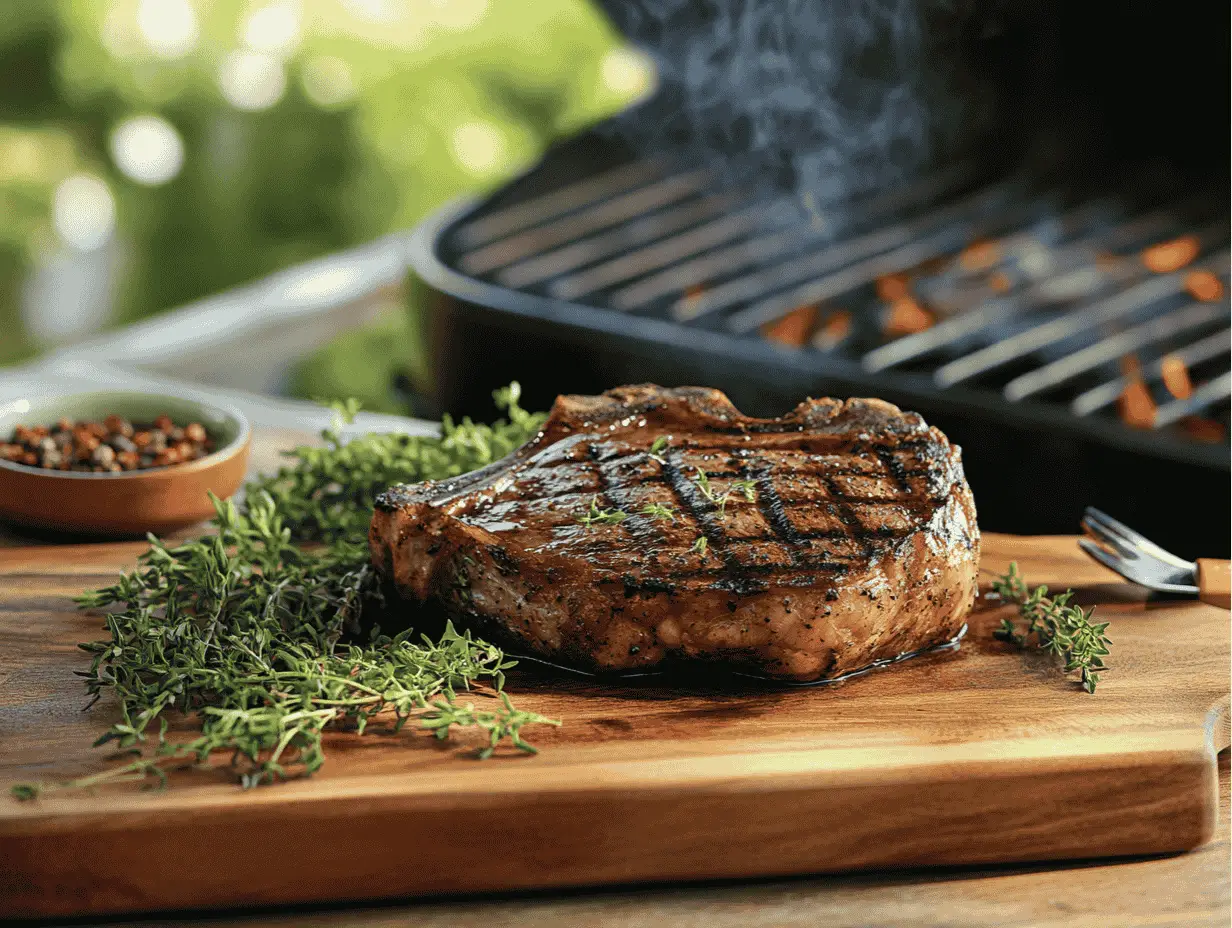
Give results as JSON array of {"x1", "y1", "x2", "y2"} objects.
[
  {"x1": 577, "y1": 496, "x2": 628, "y2": 528},
  {"x1": 692, "y1": 468, "x2": 757, "y2": 518},
  {"x1": 12, "y1": 385, "x2": 554, "y2": 801},
  {"x1": 577, "y1": 499, "x2": 674, "y2": 530},
  {"x1": 992, "y1": 562, "x2": 1111, "y2": 693},
  {"x1": 639, "y1": 502, "x2": 677, "y2": 522}
]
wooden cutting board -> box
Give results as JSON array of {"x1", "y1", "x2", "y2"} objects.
[{"x1": 1, "y1": 533, "x2": 1227, "y2": 919}]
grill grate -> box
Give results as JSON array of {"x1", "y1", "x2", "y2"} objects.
[{"x1": 440, "y1": 159, "x2": 1230, "y2": 448}]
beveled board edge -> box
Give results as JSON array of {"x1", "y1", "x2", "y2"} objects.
[{"x1": 0, "y1": 730, "x2": 1221, "y2": 918}]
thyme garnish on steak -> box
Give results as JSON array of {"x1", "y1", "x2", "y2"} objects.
[
  {"x1": 692, "y1": 468, "x2": 757, "y2": 518},
  {"x1": 992, "y1": 562, "x2": 1111, "y2": 693},
  {"x1": 639, "y1": 502, "x2": 677, "y2": 522},
  {"x1": 578, "y1": 496, "x2": 629, "y2": 527},
  {"x1": 10, "y1": 385, "x2": 556, "y2": 801}
]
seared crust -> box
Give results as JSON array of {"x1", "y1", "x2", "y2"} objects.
[{"x1": 370, "y1": 385, "x2": 980, "y2": 681}]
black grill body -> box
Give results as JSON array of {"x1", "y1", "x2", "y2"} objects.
[{"x1": 407, "y1": 2, "x2": 1229, "y2": 557}]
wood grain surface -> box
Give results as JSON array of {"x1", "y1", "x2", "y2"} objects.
[
  {"x1": 0, "y1": 528, "x2": 1227, "y2": 920},
  {"x1": 107, "y1": 753, "x2": 1232, "y2": 928}
]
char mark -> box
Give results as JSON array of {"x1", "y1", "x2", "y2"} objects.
[
  {"x1": 659, "y1": 451, "x2": 775, "y2": 594},
  {"x1": 821, "y1": 475, "x2": 875, "y2": 556},
  {"x1": 375, "y1": 486, "x2": 416, "y2": 513},
  {"x1": 587, "y1": 442, "x2": 672, "y2": 546},
  {"x1": 742, "y1": 459, "x2": 805, "y2": 549},
  {"x1": 876, "y1": 448, "x2": 914, "y2": 495},
  {"x1": 486, "y1": 544, "x2": 520, "y2": 576}
]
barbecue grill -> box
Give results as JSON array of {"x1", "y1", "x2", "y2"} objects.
[{"x1": 407, "y1": 0, "x2": 1230, "y2": 556}]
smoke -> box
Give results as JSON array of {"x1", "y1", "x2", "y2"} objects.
[{"x1": 595, "y1": 0, "x2": 999, "y2": 216}]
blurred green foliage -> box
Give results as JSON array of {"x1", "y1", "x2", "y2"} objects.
[{"x1": 0, "y1": 0, "x2": 644, "y2": 381}]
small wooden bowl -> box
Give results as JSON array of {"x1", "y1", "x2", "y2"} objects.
[{"x1": 0, "y1": 391, "x2": 251, "y2": 537}]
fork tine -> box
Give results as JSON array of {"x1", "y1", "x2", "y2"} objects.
[
  {"x1": 1083, "y1": 507, "x2": 1195, "y2": 572},
  {"x1": 1081, "y1": 515, "x2": 1145, "y2": 564},
  {"x1": 1078, "y1": 538, "x2": 1142, "y2": 585}
]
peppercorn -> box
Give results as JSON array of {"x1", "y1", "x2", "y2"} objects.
[
  {"x1": 103, "y1": 414, "x2": 134, "y2": 438},
  {"x1": 2, "y1": 413, "x2": 213, "y2": 472}
]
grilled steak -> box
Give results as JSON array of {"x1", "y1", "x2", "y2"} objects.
[{"x1": 370, "y1": 385, "x2": 979, "y2": 681}]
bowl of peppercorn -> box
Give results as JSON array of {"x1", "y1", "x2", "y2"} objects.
[{"x1": 0, "y1": 391, "x2": 250, "y2": 536}]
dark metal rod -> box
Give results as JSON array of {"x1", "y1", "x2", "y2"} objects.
[
  {"x1": 723, "y1": 187, "x2": 1043, "y2": 334},
  {"x1": 933, "y1": 250, "x2": 1230, "y2": 388},
  {"x1": 546, "y1": 201, "x2": 763, "y2": 300},
  {"x1": 458, "y1": 170, "x2": 713, "y2": 276},
  {"x1": 1070, "y1": 329, "x2": 1232, "y2": 416},
  {"x1": 1154, "y1": 371, "x2": 1232, "y2": 428},
  {"x1": 861, "y1": 205, "x2": 1200, "y2": 372},
  {"x1": 1002, "y1": 300, "x2": 1229, "y2": 401},
  {"x1": 685, "y1": 183, "x2": 1027, "y2": 326},
  {"x1": 454, "y1": 160, "x2": 664, "y2": 249},
  {"x1": 912, "y1": 199, "x2": 1117, "y2": 306},
  {"x1": 622, "y1": 225, "x2": 803, "y2": 315},
  {"x1": 610, "y1": 161, "x2": 986, "y2": 314},
  {"x1": 497, "y1": 193, "x2": 737, "y2": 290}
]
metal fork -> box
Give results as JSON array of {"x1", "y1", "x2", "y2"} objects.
[{"x1": 1079, "y1": 506, "x2": 1230, "y2": 609}]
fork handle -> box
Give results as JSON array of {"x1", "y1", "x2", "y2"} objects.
[{"x1": 1197, "y1": 559, "x2": 1231, "y2": 609}]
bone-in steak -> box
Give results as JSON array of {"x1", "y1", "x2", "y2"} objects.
[{"x1": 370, "y1": 385, "x2": 979, "y2": 681}]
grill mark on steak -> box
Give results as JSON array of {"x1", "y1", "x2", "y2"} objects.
[
  {"x1": 742, "y1": 457, "x2": 805, "y2": 554},
  {"x1": 370, "y1": 384, "x2": 980, "y2": 682},
  {"x1": 657, "y1": 452, "x2": 769, "y2": 595},
  {"x1": 876, "y1": 447, "x2": 914, "y2": 496},
  {"x1": 820, "y1": 474, "x2": 875, "y2": 561},
  {"x1": 587, "y1": 441, "x2": 634, "y2": 525}
]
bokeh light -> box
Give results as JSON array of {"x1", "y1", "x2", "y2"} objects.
[
  {"x1": 218, "y1": 50, "x2": 287, "y2": 111},
  {"x1": 427, "y1": 0, "x2": 489, "y2": 32},
  {"x1": 109, "y1": 115, "x2": 186, "y2": 186},
  {"x1": 451, "y1": 121, "x2": 506, "y2": 176},
  {"x1": 242, "y1": 2, "x2": 303, "y2": 57},
  {"x1": 1, "y1": 0, "x2": 639, "y2": 368},
  {"x1": 601, "y1": 46, "x2": 657, "y2": 99},
  {"x1": 136, "y1": 0, "x2": 200, "y2": 59},
  {"x1": 102, "y1": 4, "x2": 142, "y2": 60},
  {"x1": 341, "y1": 0, "x2": 403, "y2": 25},
  {"x1": 52, "y1": 174, "x2": 117, "y2": 251},
  {"x1": 301, "y1": 56, "x2": 357, "y2": 109}
]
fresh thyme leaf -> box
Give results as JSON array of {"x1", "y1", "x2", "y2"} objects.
[
  {"x1": 693, "y1": 467, "x2": 713, "y2": 500},
  {"x1": 730, "y1": 479, "x2": 757, "y2": 503},
  {"x1": 245, "y1": 380, "x2": 546, "y2": 545},
  {"x1": 992, "y1": 562, "x2": 1111, "y2": 693},
  {"x1": 692, "y1": 469, "x2": 757, "y2": 518},
  {"x1": 422, "y1": 692, "x2": 561, "y2": 759},
  {"x1": 578, "y1": 496, "x2": 628, "y2": 528},
  {"x1": 639, "y1": 502, "x2": 676, "y2": 523},
  {"x1": 10, "y1": 385, "x2": 555, "y2": 801},
  {"x1": 691, "y1": 536, "x2": 708, "y2": 557},
  {"x1": 649, "y1": 436, "x2": 669, "y2": 457}
]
